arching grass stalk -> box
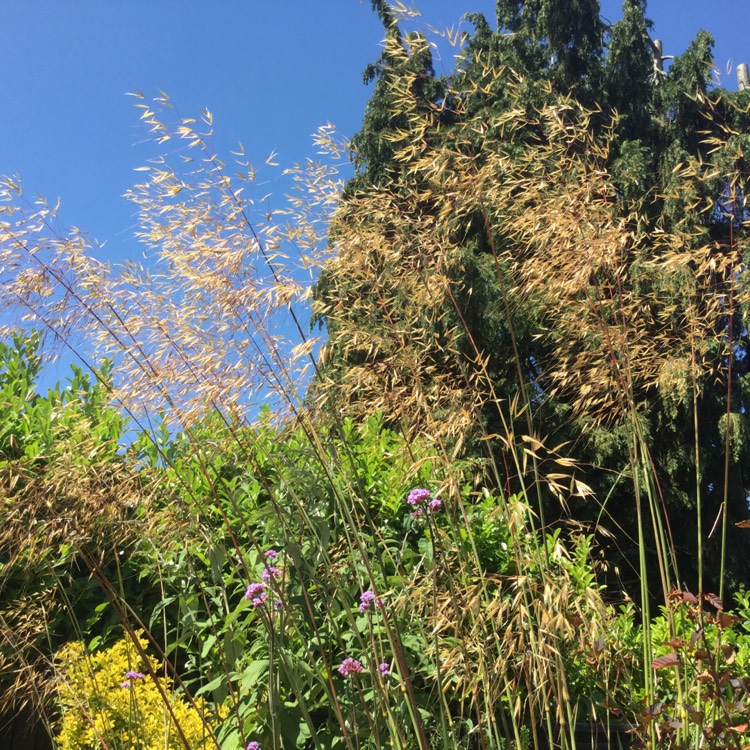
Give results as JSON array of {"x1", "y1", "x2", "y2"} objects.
[
  {"x1": 432, "y1": 561, "x2": 453, "y2": 749},
  {"x1": 631, "y1": 453, "x2": 655, "y2": 746},
  {"x1": 690, "y1": 323, "x2": 704, "y2": 599},
  {"x1": 688, "y1": 323, "x2": 705, "y2": 747},
  {"x1": 719, "y1": 222, "x2": 737, "y2": 603}
]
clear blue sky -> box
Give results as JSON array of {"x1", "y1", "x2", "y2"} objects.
[
  {"x1": 1, "y1": 1, "x2": 749, "y2": 398},
  {"x1": 2, "y1": 1, "x2": 749, "y2": 263}
]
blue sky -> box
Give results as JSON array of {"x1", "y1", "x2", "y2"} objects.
[
  {"x1": 1, "y1": 1, "x2": 749, "y2": 261},
  {"x1": 2, "y1": 1, "x2": 749, "y2": 263}
]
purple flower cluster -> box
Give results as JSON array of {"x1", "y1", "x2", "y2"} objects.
[
  {"x1": 359, "y1": 590, "x2": 384, "y2": 612},
  {"x1": 245, "y1": 582, "x2": 268, "y2": 607},
  {"x1": 261, "y1": 565, "x2": 281, "y2": 582},
  {"x1": 244, "y1": 550, "x2": 285, "y2": 609},
  {"x1": 406, "y1": 488, "x2": 442, "y2": 518},
  {"x1": 359, "y1": 590, "x2": 375, "y2": 611},
  {"x1": 407, "y1": 488, "x2": 431, "y2": 506},
  {"x1": 247, "y1": 742, "x2": 260, "y2": 750},
  {"x1": 379, "y1": 662, "x2": 391, "y2": 677},
  {"x1": 122, "y1": 669, "x2": 145, "y2": 688},
  {"x1": 337, "y1": 657, "x2": 364, "y2": 678}
]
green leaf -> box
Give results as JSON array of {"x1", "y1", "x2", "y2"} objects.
[
  {"x1": 201, "y1": 634, "x2": 217, "y2": 659},
  {"x1": 194, "y1": 674, "x2": 225, "y2": 697},
  {"x1": 239, "y1": 659, "x2": 269, "y2": 693}
]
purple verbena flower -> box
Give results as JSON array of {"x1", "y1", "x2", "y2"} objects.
[
  {"x1": 125, "y1": 671, "x2": 145, "y2": 680},
  {"x1": 427, "y1": 497, "x2": 442, "y2": 512},
  {"x1": 407, "y1": 488, "x2": 431, "y2": 506},
  {"x1": 245, "y1": 582, "x2": 265, "y2": 601},
  {"x1": 337, "y1": 657, "x2": 364, "y2": 678},
  {"x1": 379, "y1": 662, "x2": 391, "y2": 677},
  {"x1": 359, "y1": 589, "x2": 385, "y2": 612},
  {"x1": 261, "y1": 565, "x2": 281, "y2": 582},
  {"x1": 411, "y1": 507, "x2": 424, "y2": 519},
  {"x1": 247, "y1": 742, "x2": 260, "y2": 750},
  {"x1": 264, "y1": 549, "x2": 277, "y2": 560},
  {"x1": 359, "y1": 590, "x2": 376, "y2": 612},
  {"x1": 121, "y1": 681, "x2": 131, "y2": 689},
  {"x1": 252, "y1": 593, "x2": 268, "y2": 607}
]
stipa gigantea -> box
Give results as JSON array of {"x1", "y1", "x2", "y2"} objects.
[{"x1": 2, "y1": 20, "x2": 747, "y2": 747}]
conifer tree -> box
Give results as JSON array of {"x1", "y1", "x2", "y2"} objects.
[{"x1": 313, "y1": 0, "x2": 750, "y2": 600}]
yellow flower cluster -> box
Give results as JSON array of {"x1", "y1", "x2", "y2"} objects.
[{"x1": 55, "y1": 632, "x2": 223, "y2": 750}]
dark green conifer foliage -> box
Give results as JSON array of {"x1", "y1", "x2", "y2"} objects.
[
  {"x1": 347, "y1": 1, "x2": 443, "y2": 190},
  {"x1": 604, "y1": 0, "x2": 653, "y2": 141},
  {"x1": 494, "y1": 0, "x2": 603, "y2": 93}
]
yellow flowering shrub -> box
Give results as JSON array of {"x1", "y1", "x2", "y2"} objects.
[{"x1": 55, "y1": 632, "x2": 222, "y2": 750}]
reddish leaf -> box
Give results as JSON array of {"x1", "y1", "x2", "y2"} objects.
[
  {"x1": 719, "y1": 612, "x2": 742, "y2": 628},
  {"x1": 652, "y1": 653, "x2": 681, "y2": 669},
  {"x1": 722, "y1": 644, "x2": 737, "y2": 664},
  {"x1": 689, "y1": 628, "x2": 704, "y2": 649},
  {"x1": 705, "y1": 592, "x2": 724, "y2": 611},
  {"x1": 683, "y1": 704, "x2": 704, "y2": 724}
]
